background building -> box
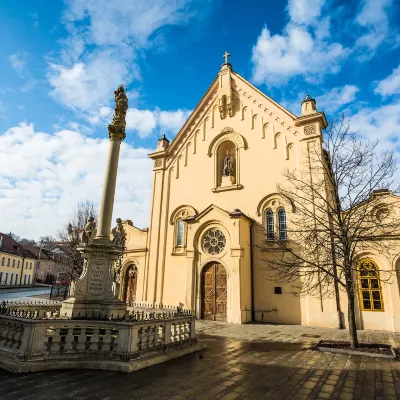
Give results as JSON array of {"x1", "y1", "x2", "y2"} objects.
[{"x1": 0, "y1": 233, "x2": 36, "y2": 286}]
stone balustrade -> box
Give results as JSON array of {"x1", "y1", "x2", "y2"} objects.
[{"x1": 0, "y1": 313, "x2": 200, "y2": 373}]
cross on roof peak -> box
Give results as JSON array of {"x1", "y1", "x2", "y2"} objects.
[{"x1": 223, "y1": 51, "x2": 231, "y2": 64}]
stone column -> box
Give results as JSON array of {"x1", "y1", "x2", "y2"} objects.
[
  {"x1": 60, "y1": 86, "x2": 128, "y2": 319},
  {"x1": 96, "y1": 126, "x2": 124, "y2": 241}
]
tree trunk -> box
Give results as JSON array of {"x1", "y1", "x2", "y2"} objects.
[{"x1": 346, "y1": 286, "x2": 359, "y2": 348}]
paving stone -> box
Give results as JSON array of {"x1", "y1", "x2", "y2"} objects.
[{"x1": 0, "y1": 321, "x2": 400, "y2": 400}]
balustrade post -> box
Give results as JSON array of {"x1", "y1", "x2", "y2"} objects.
[
  {"x1": 164, "y1": 321, "x2": 173, "y2": 347},
  {"x1": 190, "y1": 317, "x2": 195, "y2": 340}
]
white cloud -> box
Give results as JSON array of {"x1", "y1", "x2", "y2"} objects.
[
  {"x1": 251, "y1": 25, "x2": 347, "y2": 86},
  {"x1": 48, "y1": 0, "x2": 200, "y2": 113},
  {"x1": 251, "y1": 0, "x2": 350, "y2": 86},
  {"x1": 316, "y1": 85, "x2": 360, "y2": 112},
  {"x1": 63, "y1": 0, "x2": 192, "y2": 48},
  {"x1": 350, "y1": 101, "x2": 400, "y2": 155},
  {"x1": 87, "y1": 107, "x2": 192, "y2": 138},
  {"x1": 287, "y1": 0, "x2": 326, "y2": 25},
  {"x1": 0, "y1": 122, "x2": 153, "y2": 239},
  {"x1": 126, "y1": 109, "x2": 158, "y2": 138},
  {"x1": 355, "y1": 0, "x2": 394, "y2": 60},
  {"x1": 48, "y1": 53, "x2": 131, "y2": 111},
  {"x1": 158, "y1": 109, "x2": 192, "y2": 134},
  {"x1": 8, "y1": 52, "x2": 29, "y2": 77},
  {"x1": 251, "y1": 0, "x2": 397, "y2": 87},
  {"x1": 374, "y1": 65, "x2": 400, "y2": 96}
]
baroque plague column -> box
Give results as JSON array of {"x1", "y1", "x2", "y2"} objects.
[{"x1": 60, "y1": 86, "x2": 129, "y2": 318}]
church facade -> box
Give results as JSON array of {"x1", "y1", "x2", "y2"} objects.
[{"x1": 120, "y1": 59, "x2": 400, "y2": 332}]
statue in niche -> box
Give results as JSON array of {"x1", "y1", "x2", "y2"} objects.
[
  {"x1": 112, "y1": 218, "x2": 126, "y2": 247},
  {"x1": 80, "y1": 216, "x2": 96, "y2": 245},
  {"x1": 223, "y1": 150, "x2": 234, "y2": 176}
]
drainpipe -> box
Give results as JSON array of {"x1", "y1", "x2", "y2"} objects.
[
  {"x1": 19, "y1": 256, "x2": 25, "y2": 285},
  {"x1": 250, "y1": 221, "x2": 255, "y2": 322}
]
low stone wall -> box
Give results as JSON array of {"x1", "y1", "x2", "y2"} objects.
[
  {"x1": 0, "y1": 310, "x2": 204, "y2": 373},
  {"x1": 1, "y1": 300, "x2": 61, "y2": 315}
]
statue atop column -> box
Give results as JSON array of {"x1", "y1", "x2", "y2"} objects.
[
  {"x1": 223, "y1": 150, "x2": 234, "y2": 176},
  {"x1": 111, "y1": 85, "x2": 128, "y2": 126},
  {"x1": 109, "y1": 85, "x2": 128, "y2": 141}
]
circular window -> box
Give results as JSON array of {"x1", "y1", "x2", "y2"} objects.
[
  {"x1": 375, "y1": 207, "x2": 389, "y2": 222},
  {"x1": 202, "y1": 228, "x2": 226, "y2": 255}
]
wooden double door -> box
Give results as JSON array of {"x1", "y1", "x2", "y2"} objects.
[{"x1": 201, "y1": 262, "x2": 227, "y2": 321}]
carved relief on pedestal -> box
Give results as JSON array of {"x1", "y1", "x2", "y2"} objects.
[{"x1": 154, "y1": 159, "x2": 162, "y2": 168}]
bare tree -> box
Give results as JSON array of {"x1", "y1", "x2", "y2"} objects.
[
  {"x1": 9, "y1": 233, "x2": 36, "y2": 246},
  {"x1": 38, "y1": 236, "x2": 57, "y2": 250},
  {"x1": 262, "y1": 115, "x2": 400, "y2": 348},
  {"x1": 55, "y1": 200, "x2": 98, "y2": 282}
]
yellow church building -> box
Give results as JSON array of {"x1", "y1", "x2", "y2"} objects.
[{"x1": 120, "y1": 58, "x2": 400, "y2": 332}]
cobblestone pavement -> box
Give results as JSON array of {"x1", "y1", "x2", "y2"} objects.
[{"x1": 1, "y1": 321, "x2": 400, "y2": 400}]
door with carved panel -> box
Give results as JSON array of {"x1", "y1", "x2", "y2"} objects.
[{"x1": 201, "y1": 263, "x2": 227, "y2": 321}]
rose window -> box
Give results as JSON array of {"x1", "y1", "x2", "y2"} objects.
[{"x1": 202, "y1": 228, "x2": 226, "y2": 255}]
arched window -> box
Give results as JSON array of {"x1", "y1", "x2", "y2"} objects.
[
  {"x1": 266, "y1": 210, "x2": 274, "y2": 241},
  {"x1": 124, "y1": 264, "x2": 138, "y2": 306},
  {"x1": 176, "y1": 218, "x2": 184, "y2": 247},
  {"x1": 359, "y1": 260, "x2": 384, "y2": 311},
  {"x1": 278, "y1": 209, "x2": 287, "y2": 240}
]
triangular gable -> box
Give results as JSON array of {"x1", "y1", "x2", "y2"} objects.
[
  {"x1": 153, "y1": 66, "x2": 304, "y2": 168},
  {"x1": 231, "y1": 71, "x2": 297, "y2": 120},
  {"x1": 184, "y1": 204, "x2": 231, "y2": 223}
]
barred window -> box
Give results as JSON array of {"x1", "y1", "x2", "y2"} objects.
[
  {"x1": 359, "y1": 260, "x2": 384, "y2": 311},
  {"x1": 266, "y1": 210, "x2": 274, "y2": 241},
  {"x1": 278, "y1": 209, "x2": 288, "y2": 241}
]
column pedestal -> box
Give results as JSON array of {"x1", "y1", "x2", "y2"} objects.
[{"x1": 60, "y1": 239, "x2": 127, "y2": 319}]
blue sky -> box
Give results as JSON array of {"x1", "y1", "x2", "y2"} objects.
[{"x1": 0, "y1": 0, "x2": 399, "y2": 239}]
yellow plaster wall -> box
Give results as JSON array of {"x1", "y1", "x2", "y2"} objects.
[{"x1": 0, "y1": 252, "x2": 35, "y2": 286}]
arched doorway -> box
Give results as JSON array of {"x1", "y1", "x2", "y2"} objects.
[
  {"x1": 124, "y1": 264, "x2": 138, "y2": 306},
  {"x1": 201, "y1": 262, "x2": 227, "y2": 321}
]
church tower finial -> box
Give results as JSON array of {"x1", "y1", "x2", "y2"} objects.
[
  {"x1": 221, "y1": 51, "x2": 232, "y2": 71},
  {"x1": 301, "y1": 94, "x2": 317, "y2": 116}
]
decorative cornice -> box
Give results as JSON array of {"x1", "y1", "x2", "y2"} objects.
[{"x1": 294, "y1": 112, "x2": 328, "y2": 129}]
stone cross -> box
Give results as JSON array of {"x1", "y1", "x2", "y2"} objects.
[{"x1": 223, "y1": 51, "x2": 231, "y2": 64}]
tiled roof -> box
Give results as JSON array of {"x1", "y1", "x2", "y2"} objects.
[
  {"x1": 22, "y1": 245, "x2": 52, "y2": 260},
  {"x1": 0, "y1": 233, "x2": 37, "y2": 260}
]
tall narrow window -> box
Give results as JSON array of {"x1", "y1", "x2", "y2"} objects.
[
  {"x1": 278, "y1": 209, "x2": 287, "y2": 240},
  {"x1": 359, "y1": 260, "x2": 384, "y2": 311},
  {"x1": 266, "y1": 210, "x2": 274, "y2": 241},
  {"x1": 176, "y1": 218, "x2": 184, "y2": 247},
  {"x1": 0, "y1": 272, "x2": 3, "y2": 284}
]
